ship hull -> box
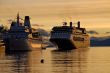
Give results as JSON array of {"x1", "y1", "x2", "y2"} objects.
[
  {"x1": 50, "y1": 36, "x2": 90, "y2": 50},
  {"x1": 4, "y1": 38, "x2": 42, "y2": 51},
  {"x1": 50, "y1": 39, "x2": 76, "y2": 50}
]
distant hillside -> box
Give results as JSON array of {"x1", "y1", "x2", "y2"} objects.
[
  {"x1": 90, "y1": 36, "x2": 110, "y2": 46},
  {"x1": 36, "y1": 28, "x2": 49, "y2": 37},
  {"x1": 87, "y1": 30, "x2": 99, "y2": 34},
  {"x1": 106, "y1": 32, "x2": 110, "y2": 34}
]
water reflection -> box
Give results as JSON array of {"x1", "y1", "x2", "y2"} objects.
[
  {"x1": 1, "y1": 47, "x2": 110, "y2": 73},
  {"x1": 5, "y1": 52, "x2": 30, "y2": 73},
  {"x1": 51, "y1": 49, "x2": 89, "y2": 73},
  {"x1": 0, "y1": 47, "x2": 89, "y2": 73},
  {"x1": 0, "y1": 48, "x2": 42, "y2": 73}
]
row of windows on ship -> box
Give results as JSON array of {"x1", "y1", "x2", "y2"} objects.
[
  {"x1": 4, "y1": 34, "x2": 28, "y2": 39},
  {"x1": 52, "y1": 30, "x2": 87, "y2": 34},
  {"x1": 51, "y1": 33, "x2": 70, "y2": 38},
  {"x1": 51, "y1": 32, "x2": 88, "y2": 41},
  {"x1": 52, "y1": 27, "x2": 86, "y2": 33},
  {"x1": 73, "y1": 36, "x2": 89, "y2": 41}
]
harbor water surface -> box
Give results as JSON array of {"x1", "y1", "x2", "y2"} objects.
[{"x1": 0, "y1": 47, "x2": 110, "y2": 73}]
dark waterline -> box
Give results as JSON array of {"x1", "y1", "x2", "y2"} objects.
[{"x1": 0, "y1": 47, "x2": 110, "y2": 73}]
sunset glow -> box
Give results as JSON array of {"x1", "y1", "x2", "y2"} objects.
[{"x1": 0, "y1": 0, "x2": 110, "y2": 33}]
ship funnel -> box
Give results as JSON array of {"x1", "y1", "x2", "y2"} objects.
[
  {"x1": 24, "y1": 16, "x2": 32, "y2": 33},
  {"x1": 70, "y1": 22, "x2": 72, "y2": 27},
  {"x1": 78, "y1": 21, "x2": 80, "y2": 28}
]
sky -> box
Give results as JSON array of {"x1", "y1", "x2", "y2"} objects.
[{"x1": 0, "y1": 0, "x2": 110, "y2": 33}]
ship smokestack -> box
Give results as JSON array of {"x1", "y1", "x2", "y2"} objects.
[
  {"x1": 24, "y1": 16, "x2": 32, "y2": 33},
  {"x1": 70, "y1": 22, "x2": 72, "y2": 27},
  {"x1": 78, "y1": 21, "x2": 80, "y2": 28}
]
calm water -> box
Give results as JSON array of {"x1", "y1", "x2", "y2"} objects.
[{"x1": 0, "y1": 47, "x2": 110, "y2": 73}]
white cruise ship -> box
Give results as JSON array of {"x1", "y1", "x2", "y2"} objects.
[
  {"x1": 3, "y1": 13, "x2": 42, "y2": 51},
  {"x1": 50, "y1": 21, "x2": 90, "y2": 50}
]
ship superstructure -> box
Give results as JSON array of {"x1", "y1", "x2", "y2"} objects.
[
  {"x1": 50, "y1": 21, "x2": 90, "y2": 50},
  {"x1": 3, "y1": 13, "x2": 42, "y2": 51}
]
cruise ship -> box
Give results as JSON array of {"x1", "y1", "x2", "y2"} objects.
[
  {"x1": 3, "y1": 13, "x2": 42, "y2": 51},
  {"x1": 50, "y1": 21, "x2": 90, "y2": 50}
]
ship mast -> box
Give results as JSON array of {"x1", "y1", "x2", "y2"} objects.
[{"x1": 17, "y1": 13, "x2": 20, "y2": 25}]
